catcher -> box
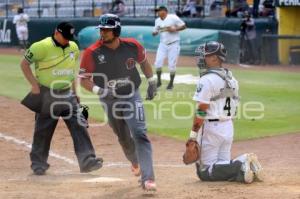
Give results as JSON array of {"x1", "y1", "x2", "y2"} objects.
[{"x1": 183, "y1": 41, "x2": 263, "y2": 183}]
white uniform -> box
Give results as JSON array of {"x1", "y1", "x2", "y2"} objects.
[
  {"x1": 153, "y1": 14, "x2": 185, "y2": 72},
  {"x1": 13, "y1": 13, "x2": 30, "y2": 41},
  {"x1": 193, "y1": 68, "x2": 239, "y2": 168}
]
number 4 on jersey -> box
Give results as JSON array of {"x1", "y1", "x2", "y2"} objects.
[{"x1": 223, "y1": 97, "x2": 231, "y2": 116}]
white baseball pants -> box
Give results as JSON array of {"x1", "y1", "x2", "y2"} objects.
[
  {"x1": 16, "y1": 26, "x2": 28, "y2": 41},
  {"x1": 154, "y1": 41, "x2": 180, "y2": 72},
  {"x1": 198, "y1": 120, "x2": 234, "y2": 167}
]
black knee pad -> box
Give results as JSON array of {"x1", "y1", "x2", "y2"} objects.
[
  {"x1": 196, "y1": 163, "x2": 211, "y2": 181},
  {"x1": 210, "y1": 161, "x2": 242, "y2": 181}
]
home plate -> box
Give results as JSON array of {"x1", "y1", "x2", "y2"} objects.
[{"x1": 83, "y1": 177, "x2": 124, "y2": 183}]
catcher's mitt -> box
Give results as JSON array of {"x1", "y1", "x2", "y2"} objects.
[{"x1": 183, "y1": 139, "x2": 201, "y2": 165}]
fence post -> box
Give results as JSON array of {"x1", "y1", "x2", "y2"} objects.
[
  {"x1": 54, "y1": 0, "x2": 58, "y2": 18},
  {"x1": 154, "y1": 0, "x2": 157, "y2": 18},
  {"x1": 5, "y1": 0, "x2": 8, "y2": 18},
  {"x1": 92, "y1": 0, "x2": 95, "y2": 17},
  {"x1": 73, "y1": 0, "x2": 76, "y2": 17},
  {"x1": 133, "y1": 0, "x2": 136, "y2": 18},
  {"x1": 38, "y1": 0, "x2": 41, "y2": 18}
]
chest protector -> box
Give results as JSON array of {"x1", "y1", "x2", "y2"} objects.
[{"x1": 200, "y1": 68, "x2": 240, "y2": 102}]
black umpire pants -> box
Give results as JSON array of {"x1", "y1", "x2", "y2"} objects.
[{"x1": 30, "y1": 88, "x2": 97, "y2": 172}]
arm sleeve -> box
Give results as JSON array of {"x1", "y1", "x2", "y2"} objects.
[
  {"x1": 73, "y1": 43, "x2": 80, "y2": 61},
  {"x1": 153, "y1": 19, "x2": 159, "y2": 32},
  {"x1": 24, "y1": 42, "x2": 46, "y2": 63},
  {"x1": 72, "y1": 43, "x2": 80, "y2": 72},
  {"x1": 79, "y1": 48, "x2": 96, "y2": 78},
  {"x1": 173, "y1": 15, "x2": 185, "y2": 26},
  {"x1": 192, "y1": 77, "x2": 212, "y2": 104},
  {"x1": 130, "y1": 39, "x2": 146, "y2": 63}
]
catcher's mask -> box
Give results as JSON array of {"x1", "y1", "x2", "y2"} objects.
[
  {"x1": 97, "y1": 14, "x2": 121, "y2": 37},
  {"x1": 195, "y1": 41, "x2": 227, "y2": 71}
]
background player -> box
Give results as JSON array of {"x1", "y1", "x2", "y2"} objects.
[
  {"x1": 79, "y1": 14, "x2": 157, "y2": 191},
  {"x1": 13, "y1": 7, "x2": 30, "y2": 50},
  {"x1": 152, "y1": 5, "x2": 186, "y2": 90},
  {"x1": 187, "y1": 41, "x2": 263, "y2": 183}
]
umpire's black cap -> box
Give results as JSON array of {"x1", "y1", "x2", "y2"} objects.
[
  {"x1": 56, "y1": 21, "x2": 75, "y2": 40},
  {"x1": 155, "y1": 5, "x2": 168, "y2": 12}
]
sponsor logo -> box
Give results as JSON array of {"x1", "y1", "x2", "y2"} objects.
[
  {"x1": 97, "y1": 54, "x2": 106, "y2": 64},
  {"x1": 70, "y1": 52, "x2": 74, "y2": 59},
  {"x1": 108, "y1": 77, "x2": 131, "y2": 89},
  {"x1": 52, "y1": 69, "x2": 74, "y2": 76},
  {"x1": 0, "y1": 19, "x2": 11, "y2": 43},
  {"x1": 278, "y1": 0, "x2": 300, "y2": 6},
  {"x1": 196, "y1": 84, "x2": 203, "y2": 93},
  {"x1": 125, "y1": 58, "x2": 136, "y2": 70}
]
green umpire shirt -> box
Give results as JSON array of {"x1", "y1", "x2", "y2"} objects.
[{"x1": 24, "y1": 36, "x2": 79, "y2": 90}]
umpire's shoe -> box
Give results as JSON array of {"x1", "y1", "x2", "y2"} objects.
[
  {"x1": 80, "y1": 157, "x2": 103, "y2": 173},
  {"x1": 33, "y1": 168, "x2": 46, "y2": 175}
]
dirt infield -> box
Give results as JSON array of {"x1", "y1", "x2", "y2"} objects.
[{"x1": 0, "y1": 96, "x2": 299, "y2": 199}]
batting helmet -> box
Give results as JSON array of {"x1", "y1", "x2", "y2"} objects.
[
  {"x1": 97, "y1": 14, "x2": 121, "y2": 37},
  {"x1": 195, "y1": 41, "x2": 227, "y2": 69}
]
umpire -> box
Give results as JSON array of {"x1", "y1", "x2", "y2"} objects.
[{"x1": 20, "y1": 21, "x2": 102, "y2": 175}]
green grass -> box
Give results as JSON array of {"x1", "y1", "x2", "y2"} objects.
[{"x1": 1, "y1": 54, "x2": 300, "y2": 141}]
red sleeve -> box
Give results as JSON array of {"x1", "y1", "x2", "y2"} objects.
[
  {"x1": 134, "y1": 39, "x2": 146, "y2": 63},
  {"x1": 79, "y1": 48, "x2": 96, "y2": 77},
  {"x1": 123, "y1": 38, "x2": 146, "y2": 63}
]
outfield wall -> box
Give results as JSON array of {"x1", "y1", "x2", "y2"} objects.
[{"x1": 78, "y1": 26, "x2": 241, "y2": 64}]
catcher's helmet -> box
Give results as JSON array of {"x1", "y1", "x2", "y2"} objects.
[
  {"x1": 195, "y1": 41, "x2": 227, "y2": 69},
  {"x1": 97, "y1": 14, "x2": 121, "y2": 37}
]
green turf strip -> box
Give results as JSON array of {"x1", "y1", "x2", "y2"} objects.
[{"x1": 1, "y1": 54, "x2": 299, "y2": 141}]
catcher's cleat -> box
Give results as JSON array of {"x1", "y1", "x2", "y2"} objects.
[
  {"x1": 143, "y1": 180, "x2": 157, "y2": 191},
  {"x1": 249, "y1": 153, "x2": 263, "y2": 181},
  {"x1": 131, "y1": 163, "x2": 141, "y2": 177},
  {"x1": 241, "y1": 154, "x2": 254, "y2": 184},
  {"x1": 33, "y1": 168, "x2": 46, "y2": 176}
]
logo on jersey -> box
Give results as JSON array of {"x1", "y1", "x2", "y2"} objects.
[
  {"x1": 125, "y1": 58, "x2": 136, "y2": 70},
  {"x1": 97, "y1": 54, "x2": 106, "y2": 64},
  {"x1": 196, "y1": 84, "x2": 203, "y2": 93},
  {"x1": 70, "y1": 52, "x2": 74, "y2": 59},
  {"x1": 52, "y1": 69, "x2": 74, "y2": 76},
  {"x1": 108, "y1": 77, "x2": 131, "y2": 89}
]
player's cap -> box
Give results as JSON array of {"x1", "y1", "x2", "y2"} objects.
[
  {"x1": 155, "y1": 5, "x2": 168, "y2": 12},
  {"x1": 56, "y1": 21, "x2": 75, "y2": 40}
]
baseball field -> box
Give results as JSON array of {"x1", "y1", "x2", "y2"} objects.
[{"x1": 0, "y1": 48, "x2": 299, "y2": 198}]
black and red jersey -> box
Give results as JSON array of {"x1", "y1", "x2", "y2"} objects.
[{"x1": 80, "y1": 38, "x2": 146, "y2": 95}]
